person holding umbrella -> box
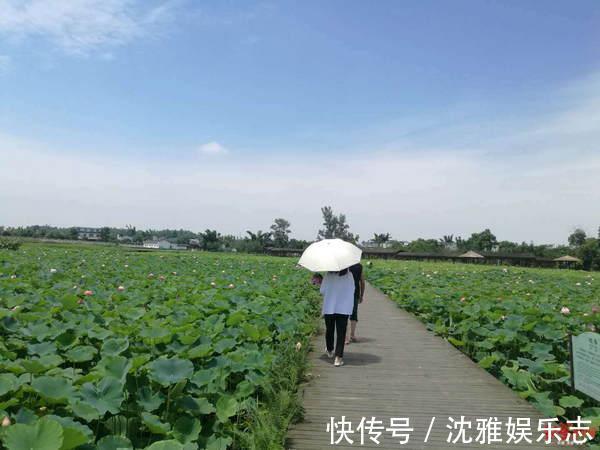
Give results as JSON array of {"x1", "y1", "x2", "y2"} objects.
[{"x1": 299, "y1": 239, "x2": 362, "y2": 367}]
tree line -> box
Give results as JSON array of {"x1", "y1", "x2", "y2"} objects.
[{"x1": 1, "y1": 207, "x2": 599, "y2": 270}]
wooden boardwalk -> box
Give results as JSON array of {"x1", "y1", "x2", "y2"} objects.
[{"x1": 287, "y1": 283, "x2": 547, "y2": 449}]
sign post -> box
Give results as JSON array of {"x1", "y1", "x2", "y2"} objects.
[{"x1": 570, "y1": 332, "x2": 600, "y2": 402}]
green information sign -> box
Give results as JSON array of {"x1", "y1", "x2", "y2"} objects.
[{"x1": 571, "y1": 332, "x2": 600, "y2": 402}]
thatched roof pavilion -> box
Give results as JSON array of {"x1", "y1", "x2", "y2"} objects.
[
  {"x1": 459, "y1": 250, "x2": 484, "y2": 258},
  {"x1": 553, "y1": 255, "x2": 582, "y2": 263}
]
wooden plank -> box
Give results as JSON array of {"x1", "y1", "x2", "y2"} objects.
[{"x1": 286, "y1": 283, "x2": 548, "y2": 449}]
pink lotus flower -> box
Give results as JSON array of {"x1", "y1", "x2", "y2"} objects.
[
  {"x1": 117, "y1": 286, "x2": 125, "y2": 292},
  {"x1": 561, "y1": 306, "x2": 570, "y2": 315},
  {"x1": 2, "y1": 416, "x2": 10, "y2": 427},
  {"x1": 84, "y1": 290, "x2": 93, "y2": 296},
  {"x1": 460, "y1": 297, "x2": 466, "y2": 302},
  {"x1": 295, "y1": 342, "x2": 302, "y2": 351}
]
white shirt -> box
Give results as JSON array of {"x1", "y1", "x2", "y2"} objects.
[{"x1": 320, "y1": 271, "x2": 355, "y2": 315}]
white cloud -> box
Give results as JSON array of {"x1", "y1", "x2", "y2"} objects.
[
  {"x1": 0, "y1": 0, "x2": 176, "y2": 55},
  {"x1": 1, "y1": 73, "x2": 599, "y2": 244},
  {"x1": 198, "y1": 141, "x2": 229, "y2": 155}
]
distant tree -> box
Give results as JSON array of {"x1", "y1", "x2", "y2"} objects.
[
  {"x1": 125, "y1": 224, "x2": 136, "y2": 236},
  {"x1": 270, "y1": 218, "x2": 291, "y2": 247},
  {"x1": 373, "y1": 233, "x2": 391, "y2": 247},
  {"x1": 465, "y1": 229, "x2": 498, "y2": 252},
  {"x1": 439, "y1": 234, "x2": 454, "y2": 248},
  {"x1": 568, "y1": 228, "x2": 587, "y2": 247},
  {"x1": 99, "y1": 227, "x2": 111, "y2": 242},
  {"x1": 245, "y1": 230, "x2": 272, "y2": 253},
  {"x1": 69, "y1": 227, "x2": 79, "y2": 240},
  {"x1": 200, "y1": 229, "x2": 222, "y2": 251},
  {"x1": 289, "y1": 238, "x2": 310, "y2": 249},
  {"x1": 578, "y1": 238, "x2": 600, "y2": 271},
  {"x1": 317, "y1": 206, "x2": 359, "y2": 243},
  {"x1": 406, "y1": 238, "x2": 443, "y2": 253}
]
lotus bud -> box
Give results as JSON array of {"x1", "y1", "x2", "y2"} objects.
[
  {"x1": 561, "y1": 306, "x2": 570, "y2": 315},
  {"x1": 295, "y1": 342, "x2": 302, "y2": 351},
  {"x1": 2, "y1": 416, "x2": 11, "y2": 427}
]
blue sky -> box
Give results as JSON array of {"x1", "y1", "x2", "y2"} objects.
[{"x1": 1, "y1": 0, "x2": 599, "y2": 243}]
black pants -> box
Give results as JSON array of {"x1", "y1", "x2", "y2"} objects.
[{"x1": 324, "y1": 314, "x2": 349, "y2": 357}]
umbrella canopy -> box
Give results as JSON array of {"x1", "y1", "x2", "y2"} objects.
[{"x1": 298, "y1": 238, "x2": 362, "y2": 272}]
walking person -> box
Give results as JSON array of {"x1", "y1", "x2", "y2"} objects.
[
  {"x1": 346, "y1": 262, "x2": 365, "y2": 344},
  {"x1": 319, "y1": 268, "x2": 355, "y2": 367}
]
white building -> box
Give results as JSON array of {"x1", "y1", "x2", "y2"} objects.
[
  {"x1": 77, "y1": 227, "x2": 101, "y2": 240},
  {"x1": 143, "y1": 239, "x2": 187, "y2": 250}
]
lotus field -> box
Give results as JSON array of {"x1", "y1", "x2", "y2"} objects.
[
  {"x1": 0, "y1": 246, "x2": 320, "y2": 450},
  {"x1": 367, "y1": 260, "x2": 600, "y2": 431}
]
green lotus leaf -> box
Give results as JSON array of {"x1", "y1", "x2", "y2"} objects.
[
  {"x1": 559, "y1": 395, "x2": 584, "y2": 409},
  {"x1": 241, "y1": 323, "x2": 260, "y2": 341},
  {"x1": 13, "y1": 407, "x2": 37, "y2": 424},
  {"x1": 190, "y1": 369, "x2": 218, "y2": 388},
  {"x1": 171, "y1": 416, "x2": 201, "y2": 444},
  {"x1": 234, "y1": 380, "x2": 255, "y2": 399},
  {"x1": 45, "y1": 415, "x2": 93, "y2": 450},
  {"x1": 80, "y1": 378, "x2": 124, "y2": 415},
  {"x1": 94, "y1": 355, "x2": 132, "y2": 383},
  {"x1": 141, "y1": 412, "x2": 170, "y2": 435},
  {"x1": 131, "y1": 354, "x2": 151, "y2": 370},
  {"x1": 0, "y1": 373, "x2": 19, "y2": 396},
  {"x1": 144, "y1": 440, "x2": 183, "y2": 450},
  {"x1": 215, "y1": 396, "x2": 238, "y2": 423},
  {"x1": 532, "y1": 392, "x2": 565, "y2": 417},
  {"x1": 28, "y1": 342, "x2": 57, "y2": 356},
  {"x1": 205, "y1": 435, "x2": 232, "y2": 450},
  {"x1": 140, "y1": 327, "x2": 172, "y2": 345},
  {"x1": 213, "y1": 339, "x2": 236, "y2": 354},
  {"x1": 70, "y1": 401, "x2": 101, "y2": 422},
  {"x1": 147, "y1": 358, "x2": 193, "y2": 387},
  {"x1": 64, "y1": 345, "x2": 97, "y2": 363},
  {"x1": 96, "y1": 435, "x2": 133, "y2": 450},
  {"x1": 87, "y1": 328, "x2": 113, "y2": 340},
  {"x1": 136, "y1": 386, "x2": 164, "y2": 412},
  {"x1": 186, "y1": 344, "x2": 211, "y2": 359},
  {"x1": 101, "y1": 338, "x2": 129, "y2": 356},
  {"x1": 31, "y1": 376, "x2": 75, "y2": 403},
  {"x1": 179, "y1": 396, "x2": 215, "y2": 416},
  {"x1": 3, "y1": 418, "x2": 64, "y2": 450}
]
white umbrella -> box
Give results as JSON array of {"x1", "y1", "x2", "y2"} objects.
[{"x1": 298, "y1": 238, "x2": 362, "y2": 272}]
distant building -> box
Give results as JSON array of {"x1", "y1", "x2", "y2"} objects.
[
  {"x1": 116, "y1": 234, "x2": 134, "y2": 243},
  {"x1": 77, "y1": 227, "x2": 101, "y2": 240},
  {"x1": 143, "y1": 239, "x2": 187, "y2": 250}
]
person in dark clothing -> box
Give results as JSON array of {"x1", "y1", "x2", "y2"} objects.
[{"x1": 346, "y1": 262, "x2": 365, "y2": 343}]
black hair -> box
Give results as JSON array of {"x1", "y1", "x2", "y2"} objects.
[{"x1": 338, "y1": 268, "x2": 349, "y2": 276}]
